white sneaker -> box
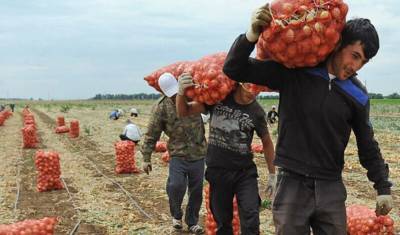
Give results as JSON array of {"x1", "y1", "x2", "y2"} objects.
[
  {"x1": 172, "y1": 218, "x2": 183, "y2": 230},
  {"x1": 188, "y1": 224, "x2": 204, "y2": 234}
]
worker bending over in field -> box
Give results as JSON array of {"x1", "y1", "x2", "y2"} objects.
[
  {"x1": 109, "y1": 109, "x2": 120, "y2": 120},
  {"x1": 141, "y1": 72, "x2": 207, "y2": 234},
  {"x1": 119, "y1": 119, "x2": 141, "y2": 144},
  {"x1": 223, "y1": 5, "x2": 393, "y2": 234},
  {"x1": 177, "y1": 77, "x2": 276, "y2": 235}
]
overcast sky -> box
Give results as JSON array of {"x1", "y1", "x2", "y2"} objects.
[{"x1": 1, "y1": 0, "x2": 399, "y2": 99}]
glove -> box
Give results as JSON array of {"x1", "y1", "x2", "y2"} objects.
[
  {"x1": 265, "y1": 173, "x2": 277, "y2": 198},
  {"x1": 178, "y1": 73, "x2": 195, "y2": 96},
  {"x1": 375, "y1": 195, "x2": 393, "y2": 216},
  {"x1": 246, "y1": 4, "x2": 272, "y2": 42},
  {"x1": 142, "y1": 161, "x2": 152, "y2": 175}
]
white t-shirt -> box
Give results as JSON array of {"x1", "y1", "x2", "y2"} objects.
[
  {"x1": 130, "y1": 108, "x2": 138, "y2": 115},
  {"x1": 123, "y1": 123, "x2": 142, "y2": 141}
]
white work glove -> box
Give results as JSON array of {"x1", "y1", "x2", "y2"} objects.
[
  {"x1": 246, "y1": 4, "x2": 272, "y2": 42},
  {"x1": 375, "y1": 195, "x2": 393, "y2": 216},
  {"x1": 265, "y1": 173, "x2": 277, "y2": 198},
  {"x1": 178, "y1": 73, "x2": 195, "y2": 96},
  {"x1": 142, "y1": 161, "x2": 152, "y2": 175}
]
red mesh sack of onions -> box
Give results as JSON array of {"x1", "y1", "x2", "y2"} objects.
[
  {"x1": 0, "y1": 217, "x2": 58, "y2": 235},
  {"x1": 55, "y1": 126, "x2": 70, "y2": 134},
  {"x1": 22, "y1": 125, "x2": 38, "y2": 148},
  {"x1": 144, "y1": 61, "x2": 192, "y2": 92},
  {"x1": 346, "y1": 205, "x2": 395, "y2": 235},
  {"x1": 0, "y1": 113, "x2": 5, "y2": 126},
  {"x1": 161, "y1": 151, "x2": 170, "y2": 163},
  {"x1": 24, "y1": 114, "x2": 36, "y2": 127},
  {"x1": 35, "y1": 150, "x2": 63, "y2": 192},
  {"x1": 114, "y1": 141, "x2": 140, "y2": 174},
  {"x1": 69, "y1": 120, "x2": 80, "y2": 138},
  {"x1": 155, "y1": 141, "x2": 167, "y2": 153},
  {"x1": 251, "y1": 143, "x2": 264, "y2": 153},
  {"x1": 56, "y1": 116, "x2": 65, "y2": 127},
  {"x1": 256, "y1": 0, "x2": 348, "y2": 68},
  {"x1": 4, "y1": 110, "x2": 12, "y2": 119},
  {"x1": 144, "y1": 52, "x2": 237, "y2": 105},
  {"x1": 204, "y1": 185, "x2": 240, "y2": 235},
  {"x1": 184, "y1": 52, "x2": 236, "y2": 105}
]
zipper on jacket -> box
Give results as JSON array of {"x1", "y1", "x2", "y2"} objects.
[{"x1": 328, "y1": 77, "x2": 334, "y2": 91}]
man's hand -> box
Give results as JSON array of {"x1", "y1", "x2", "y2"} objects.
[
  {"x1": 178, "y1": 73, "x2": 195, "y2": 96},
  {"x1": 246, "y1": 4, "x2": 272, "y2": 42},
  {"x1": 265, "y1": 173, "x2": 277, "y2": 198},
  {"x1": 142, "y1": 161, "x2": 152, "y2": 175},
  {"x1": 376, "y1": 195, "x2": 393, "y2": 215}
]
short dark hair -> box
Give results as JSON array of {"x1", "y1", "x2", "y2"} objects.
[{"x1": 339, "y1": 18, "x2": 379, "y2": 60}]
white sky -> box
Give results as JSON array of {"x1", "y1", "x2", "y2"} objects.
[{"x1": 0, "y1": 0, "x2": 399, "y2": 99}]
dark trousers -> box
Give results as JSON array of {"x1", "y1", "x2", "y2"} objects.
[
  {"x1": 167, "y1": 157, "x2": 205, "y2": 227},
  {"x1": 206, "y1": 166, "x2": 260, "y2": 235},
  {"x1": 119, "y1": 134, "x2": 139, "y2": 144},
  {"x1": 272, "y1": 169, "x2": 347, "y2": 235}
]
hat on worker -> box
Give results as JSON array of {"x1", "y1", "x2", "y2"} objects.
[{"x1": 158, "y1": 73, "x2": 178, "y2": 97}]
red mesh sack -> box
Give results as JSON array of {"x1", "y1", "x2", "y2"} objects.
[
  {"x1": 4, "y1": 110, "x2": 12, "y2": 119},
  {"x1": 155, "y1": 141, "x2": 167, "y2": 153},
  {"x1": 184, "y1": 52, "x2": 236, "y2": 105},
  {"x1": 257, "y1": 0, "x2": 348, "y2": 68},
  {"x1": 0, "y1": 217, "x2": 58, "y2": 235},
  {"x1": 56, "y1": 116, "x2": 65, "y2": 127},
  {"x1": 35, "y1": 151, "x2": 63, "y2": 192},
  {"x1": 22, "y1": 125, "x2": 38, "y2": 148},
  {"x1": 144, "y1": 52, "x2": 237, "y2": 105},
  {"x1": 55, "y1": 126, "x2": 70, "y2": 134},
  {"x1": 346, "y1": 205, "x2": 395, "y2": 235},
  {"x1": 69, "y1": 120, "x2": 80, "y2": 138},
  {"x1": 0, "y1": 113, "x2": 5, "y2": 126},
  {"x1": 204, "y1": 185, "x2": 240, "y2": 235},
  {"x1": 24, "y1": 114, "x2": 36, "y2": 127},
  {"x1": 144, "y1": 61, "x2": 192, "y2": 92},
  {"x1": 251, "y1": 143, "x2": 264, "y2": 153},
  {"x1": 114, "y1": 141, "x2": 140, "y2": 174},
  {"x1": 161, "y1": 151, "x2": 170, "y2": 163}
]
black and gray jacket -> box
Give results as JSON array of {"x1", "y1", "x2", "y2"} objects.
[{"x1": 223, "y1": 34, "x2": 392, "y2": 195}]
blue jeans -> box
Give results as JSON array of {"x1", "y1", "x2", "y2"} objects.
[{"x1": 167, "y1": 157, "x2": 205, "y2": 227}]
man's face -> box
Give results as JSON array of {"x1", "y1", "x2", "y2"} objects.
[
  {"x1": 240, "y1": 83, "x2": 259, "y2": 102},
  {"x1": 331, "y1": 41, "x2": 368, "y2": 80}
]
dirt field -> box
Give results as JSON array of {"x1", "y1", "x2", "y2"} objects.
[{"x1": 0, "y1": 99, "x2": 398, "y2": 234}]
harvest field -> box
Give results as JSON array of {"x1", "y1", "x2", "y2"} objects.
[{"x1": 0, "y1": 99, "x2": 399, "y2": 234}]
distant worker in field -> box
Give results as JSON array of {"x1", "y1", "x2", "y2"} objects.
[
  {"x1": 141, "y1": 72, "x2": 207, "y2": 234},
  {"x1": 119, "y1": 119, "x2": 141, "y2": 144},
  {"x1": 267, "y1": 105, "x2": 278, "y2": 125},
  {"x1": 177, "y1": 74, "x2": 276, "y2": 235},
  {"x1": 117, "y1": 108, "x2": 125, "y2": 116},
  {"x1": 130, "y1": 108, "x2": 139, "y2": 117},
  {"x1": 109, "y1": 109, "x2": 120, "y2": 120},
  {"x1": 223, "y1": 7, "x2": 393, "y2": 234},
  {"x1": 9, "y1": 104, "x2": 15, "y2": 112}
]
